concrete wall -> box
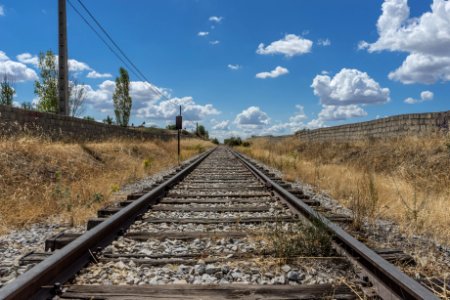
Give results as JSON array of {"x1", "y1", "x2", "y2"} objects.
[
  {"x1": 0, "y1": 105, "x2": 180, "y2": 141},
  {"x1": 295, "y1": 110, "x2": 450, "y2": 141}
]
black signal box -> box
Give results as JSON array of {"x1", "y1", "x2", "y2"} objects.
[{"x1": 176, "y1": 116, "x2": 182, "y2": 130}]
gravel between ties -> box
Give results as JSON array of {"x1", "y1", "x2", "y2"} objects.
[{"x1": 71, "y1": 148, "x2": 356, "y2": 286}]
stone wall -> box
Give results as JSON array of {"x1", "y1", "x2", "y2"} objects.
[
  {"x1": 0, "y1": 105, "x2": 181, "y2": 141},
  {"x1": 295, "y1": 110, "x2": 450, "y2": 141}
]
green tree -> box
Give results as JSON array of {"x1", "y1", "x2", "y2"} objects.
[
  {"x1": 166, "y1": 124, "x2": 177, "y2": 130},
  {"x1": 211, "y1": 138, "x2": 219, "y2": 145},
  {"x1": 83, "y1": 116, "x2": 95, "y2": 121},
  {"x1": 197, "y1": 124, "x2": 209, "y2": 138},
  {"x1": 113, "y1": 67, "x2": 132, "y2": 127},
  {"x1": 34, "y1": 51, "x2": 58, "y2": 113},
  {"x1": 103, "y1": 115, "x2": 113, "y2": 125},
  {"x1": 21, "y1": 102, "x2": 34, "y2": 110},
  {"x1": 224, "y1": 136, "x2": 242, "y2": 146},
  {"x1": 0, "y1": 75, "x2": 15, "y2": 106}
]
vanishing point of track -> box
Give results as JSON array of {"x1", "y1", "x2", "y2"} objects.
[{"x1": 0, "y1": 147, "x2": 438, "y2": 299}]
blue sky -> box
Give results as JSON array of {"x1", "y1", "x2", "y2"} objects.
[{"x1": 0, "y1": 0, "x2": 449, "y2": 139}]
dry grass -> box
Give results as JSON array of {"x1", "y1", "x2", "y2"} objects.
[
  {"x1": 0, "y1": 135, "x2": 213, "y2": 234},
  {"x1": 238, "y1": 135, "x2": 450, "y2": 245}
]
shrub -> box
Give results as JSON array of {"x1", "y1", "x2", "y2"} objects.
[{"x1": 224, "y1": 136, "x2": 242, "y2": 146}]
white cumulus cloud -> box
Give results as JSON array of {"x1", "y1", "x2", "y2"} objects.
[
  {"x1": 404, "y1": 90, "x2": 434, "y2": 104},
  {"x1": 421, "y1": 90, "x2": 434, "y2": 101},
  {"x1": 388, "y1": 53, "x2": 450, "y2": 84},
  {"x1": 256, "y1": 34, "x2": 313, "y2": 57},
  {"x1": 0, "y1": 51, "x2": 38, "y2": 82},
  {"x1": 212, "y1": 120, "x2": 230, "y2": 130},
  {"x1": 404, "y1": 97, "x2": 416, "y2": 104},
  {"x1": 17, "y1": 52, "x2": 93, "y2": 73},
  {"x1": 311, "y1": 68, "x2": 390, "y2": 105},
  {"x1": 235, "y1": 106, "x2": 270, "y2": 127},
  {"x1": 198, "y1": 31, "x2": 209, "y2": 37},
  {"x1": 306, "y1": 118, "x2": 325, "y2": 129},
  {"x1": 0, "y1": 5, "x2": 4, "y2": 16},
  {"x1": 360, "y1": 0, "x2": 450, "y2": 84},
  {"x1": 209, "y1": 40, "x2": 220, "y2": 45},
  {"x1": 68, "y1": 59, "x2": 91, "y2": 72},
  {"x1": 305, "y1": 104, "x2": 367, "y2": 129},
  {"x1": 318, "y1": 105, "x2": 367, "y2": 121},
  {"x1": 0, "y1": 51, "x2": 9, "y2": 61},
  {"x1": 83, "y1": 80, "x2": 166, "y2": 111},
  {"x1": 16, "y1": 53, "x2": 39, "y2": 66},
  {"x1": 255, "y1": 66, "x2": 289, "y2": 79},
  {"x1": 288, "y1": 105, "x2": 308, "y2": 124},
  {"x1": 137, "y1": 97, "x2": 220, "y2": 121},
  {"x1": 262, "y1": 105, "x2": 310, "y2": 135},
  {"x1": 87, "y1": 70, "x2": 112, "y2": 79}
]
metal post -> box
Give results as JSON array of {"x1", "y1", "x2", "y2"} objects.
[
  {"x1": 177, "y1": 105, "x2": 181, "y2": 165},
  {"x1": 177, "y1": 129, "x2": 180, "y2": 165},
  {"x1": 58, "y1": 0, "x2": 69, "y2": 115}
]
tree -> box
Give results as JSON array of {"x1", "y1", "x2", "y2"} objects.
[
  {"x1": 0, "y1": 75, "x2": 15, "y2": 106},
  {"x1": 224, "y1": 136, "x2": 242, "y2": 146},
  {"x1": 166, "y1": 124, "x2": 177, "y2": 130},
  {"x1": 83, "y1": 116, "x2": 95, "y2": 121},
  {"x1": 112, "y1": 67, "x2": 132, "y2": 127},
  {"x1": 103, "y1": 115, "x2": 113, "y2": 125},
  {"x1": 69, "y1": 80, "x2": 87, "y2": 117},
  {"x1": 21, "y1": 102, "x2": 34, "y2": 110},
  {"x1": 197, "y1": 124, "x2": 209, "y2": 138},
  {"x1": 211, "y1": 138, "x2": 219, "y2": 145},
  {"x1": 34, "y1": 50, "x2": 58, "y2": 113}
]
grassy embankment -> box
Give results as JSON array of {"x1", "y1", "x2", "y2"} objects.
[
  {"x1": 238, "y1": 135, "x2": 450, "y2": 245},
  {"x1": 0, "y1": 136, "x2": 213, "y2": 234}
]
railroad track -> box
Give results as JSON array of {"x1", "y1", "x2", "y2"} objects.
[{"x1": 0, "y1": 147, "x2": 439, "y2": 299}]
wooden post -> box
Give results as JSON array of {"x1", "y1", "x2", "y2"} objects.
[{"x1": 58, "y1": 0, "x2": 69, "y2": 115}]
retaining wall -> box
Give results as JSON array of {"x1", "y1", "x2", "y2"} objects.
[
  {"x1": 294, "y1": 110, "x2": 450, "y2": 141},
  {"x1": 0, "y1": 105, "x2": 179, "y2": 141}
]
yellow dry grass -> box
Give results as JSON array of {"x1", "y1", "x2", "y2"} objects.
[
  {"x1": 238, "y1": 135, "x2": 450, "y2": 245},
  {"x1": 0, "y1": 135, "x2": 213, "y2": 234}
]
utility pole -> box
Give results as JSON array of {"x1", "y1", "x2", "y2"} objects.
[{"x1": 58, "y1": 0, "x2": 69, "y2": 115}]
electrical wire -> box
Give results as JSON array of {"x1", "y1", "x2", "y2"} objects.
[
  {"x1": 66, "y1": 0, "x2": 139, "y2": 80},
  {"x1": 67, "y1": 0, "x2": 168, "y2": 99}
]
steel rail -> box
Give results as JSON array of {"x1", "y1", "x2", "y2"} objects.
[
  {"x1": 233, "y1": 150, "x2": 438, "y2": 300},
  {"x1": 0, "y1": 148, "x2": 215, "y2": 300}
]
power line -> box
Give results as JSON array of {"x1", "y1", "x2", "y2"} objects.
[
  {"x1": 76, "y1": 0, "x2": 150, "y2": 84},
  {"x1": 66, "y1": 0, "x2": 140, "y2": 80},
  {"x1": 67, "y1": 0, "x2": 168, "y2": 100}
]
